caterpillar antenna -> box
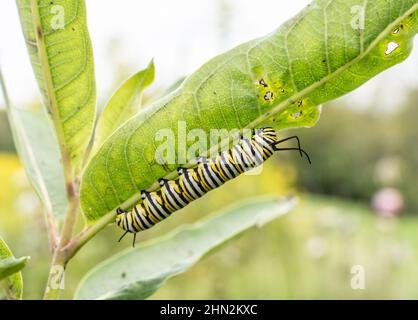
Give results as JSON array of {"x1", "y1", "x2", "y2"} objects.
[
  {"x1": 276, "y1": 136, "x2": 303, "y2": 158},
  {"x1": 275, "y1": 147, "x2": 312, "y2": 164}
]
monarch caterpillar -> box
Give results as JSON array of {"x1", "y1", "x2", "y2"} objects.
[{"x1": 116, "y1": 127, "x2": 311, "y2": 246}]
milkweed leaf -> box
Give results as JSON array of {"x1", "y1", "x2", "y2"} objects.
[
  {"x1": 94, "y1": 60, "x2": 155, "y2": 150},
  {"x1": 17, "y1": 0, "x2": 96, "y2": 171},
  {"x1": 74, "y1": 196, "x2": 295, "y2": 300},
  {"x1": 0, "y1": 237, "x2": 29, "y2": 300},
  {"x1": 0, "y1": 68, "x2": 67, "y2": 219}
]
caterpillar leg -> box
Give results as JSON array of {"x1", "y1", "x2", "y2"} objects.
[
  {"x1": 158, "y1": 178, "x2": 167, "y2": 186},
  {"x1": 140, "y1": 190, "x2": 148, "y2": 200},
  {"x1": 132, "y1": 233, "x2": 137, "y2": 248},
  {"x1": 196, "y1": 156, "x2": 207, "y2": 164},
  {"x1": 118, "y1": 231, "x2": 138, "y2": 247},
  {"x1": 116, "y1": 207, "x2": 139, "y2": 247},
  {"x1": 118, "y1": 230, "x2": 129, "y2": 242},
  {"x1": 177, "y1": 167, "x2": 185, "y2": 175}
]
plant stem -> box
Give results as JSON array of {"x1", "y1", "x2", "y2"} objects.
[
  {"x1": 66, "y1": 211, "x2": 115, "y2": 260},
  {"x1": 26, "y1": 0, "x2": 82, "y2": 299},
  {"x1": 43, "y1": 197, "x2": 115, "y2": 300},
  {"x1": 43, "y1": 181, "x2": 79, "y2": 300},
  {"x1": 45, "y1": 210, "x2": 59, "y2": 252}
]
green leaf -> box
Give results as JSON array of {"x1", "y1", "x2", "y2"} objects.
[
  {"x1": 80, "y1": 0, "x2": 418, "y2": 222},
  {"x1": 9, "y1": 108, "x2": 68, "y2": 218},
  {"x1": 74, "y1": 196, "x2": 296, "y2": 300},
  {"x1": 0, "y1": 257, "x2": 28, "y2": 281},
  {"x1": 17, "y1": 0, "x2": 96, "y2": 171},
  {"x1": 94, "y1": 60, "x2": 155, "y2": 149},
  {"x1": 0, "y1": 237, "x2": 29, "y2": 300}
]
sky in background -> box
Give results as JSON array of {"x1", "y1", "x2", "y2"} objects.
[{"x1": 0, "y1": 0, "x2": 417, "y2": 112}]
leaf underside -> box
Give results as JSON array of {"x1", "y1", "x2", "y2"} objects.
[
  {"x1": 8, "y1": 107, "x2": 68, "y2": 219},
  {"x1": 74, "y1": 196, "x2": 296, "y2": 300},
  {"x1": 17, "y1": 0, "x2": 96, "y2": 169},
  {"x1": 81, "y1": 0, "x2": 418, "y2": 222}
]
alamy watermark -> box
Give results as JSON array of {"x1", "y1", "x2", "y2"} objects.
[
  {"x1": 154, "y1": 121, "x2": 266, "y2": 175},
  {"x1": 50, "y1": 5, "x2": 65, "y2": 30},
  {"x1": 350, "y1": 5, "x2": 366, "y2": 31},
  {"x1": 45, "y1": 265, "x2": 65, "y2": 293},
  {"x1": 350, "y1": 265, "x2": 366, "y2": 290}
]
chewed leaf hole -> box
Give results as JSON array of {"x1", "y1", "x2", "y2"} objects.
[
  {"x1": 385, "y1": 42, "x2": 400, "y2": 55},
  {"x1": 258, "y1": 78, "x2": 268, "y2": 87},
  {"x1": 264, "y1": 91, "x2": 274, "y2": 101},
  {"x1": 393, "y1": 24, "x2": 405, "y2": 34},
  {"x1": 292, "y1": 111, "x2": 303, "y2": 119}
]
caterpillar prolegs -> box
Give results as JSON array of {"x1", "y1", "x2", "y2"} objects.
[{"x1": 116, "y1": 127, "x2": 311, "y2": 246}]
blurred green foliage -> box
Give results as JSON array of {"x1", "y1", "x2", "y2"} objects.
[
  {"x1": 1, "y1": 149, "x2": 418, "y2": 299},
  {"x1": 0, "y1": 112, "x2": 15, "y2": 153},
  {"x1": 152, "y1": 196, "x2": 418, "y2": 299},
  {"x1": 290, "y1": 89, "x2": 418, "y2": 213}
]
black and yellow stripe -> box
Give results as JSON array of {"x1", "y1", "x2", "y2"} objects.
[{"x1": 116, "y1": 127, "x2": 310, "y2": 246}]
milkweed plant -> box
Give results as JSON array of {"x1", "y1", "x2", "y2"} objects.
[{"x1": 0, "y1": 0, "x2": 417, "y2": 300}]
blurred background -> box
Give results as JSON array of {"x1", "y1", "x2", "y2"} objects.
[{"x1": 1, "y1": 0, "x2": 418, "y2": 299}]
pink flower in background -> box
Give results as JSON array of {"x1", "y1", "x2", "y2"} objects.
[{"x1": 371, "y1": 188, "x2": 405, "y2": 217}]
